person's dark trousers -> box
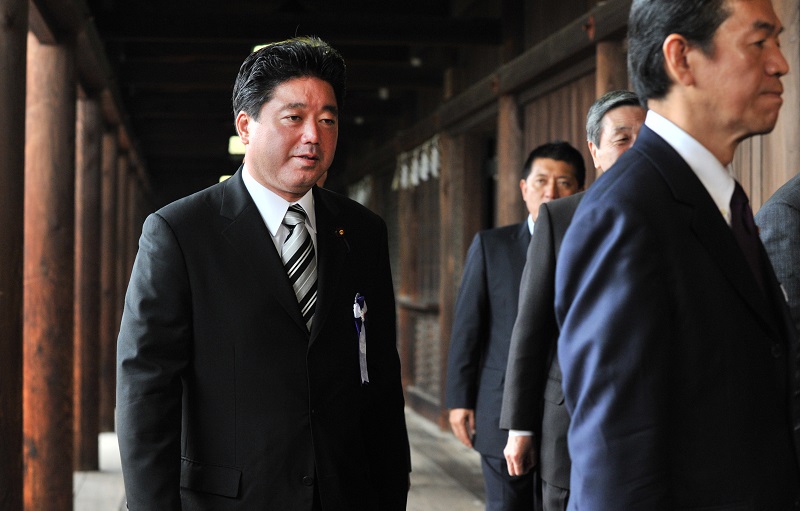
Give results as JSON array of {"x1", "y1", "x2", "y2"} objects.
[
  {"x1": 481, "y1": 455, "x2": 535, "y2": 511},
  {"x1": 542, "y1": 479, "x2": 568, "y2": 511}
]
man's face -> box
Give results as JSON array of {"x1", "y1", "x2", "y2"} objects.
[
  {"x1": 519, "y1": 158, "x2": 580, "y2": 220},
  {"x1": 691, "y1": 0, "x2": 788, "y2": 142},
  {"x1": 236, "y1": 77, "x2": 338, "y2": 201},
  {"x1": 588, "y1": 105, "x2": 646, "y2": 173}
]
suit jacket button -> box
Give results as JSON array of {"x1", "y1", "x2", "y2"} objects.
[{"x1": 302, "y1": 475, "x2": 314, "y2": 486}]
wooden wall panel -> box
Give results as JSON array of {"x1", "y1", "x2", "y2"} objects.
[{"x1": 523, "y1": 72, "x2": 598, "y2": 188}]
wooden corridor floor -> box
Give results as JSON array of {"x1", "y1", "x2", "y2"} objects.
[{"x1": 73, "y1": 408, "x2": 486, "y2": 510}]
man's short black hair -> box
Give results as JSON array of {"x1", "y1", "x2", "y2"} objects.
[
  {"x1": 523, "y1": 141, "x2": 586, "y2": 189},
  {"x1": 628, "y1": 0, "x2": 730, "y2": 103},
  {"x1": 232, "y1": 36, "x2": 346, "y2": 120}
]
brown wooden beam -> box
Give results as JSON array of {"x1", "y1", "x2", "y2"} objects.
[
  {"x1": 0, "y1": 0, "x2": 28, "y2": 507},
  {"x1": 23, "y1": 31, "x2": 76, "y2": 510},
  {"x1": 97, "y1": 14, "x2": 502, "y2": 46},
  {"x1": 395, "y1": 0, "x2": 631, "y2": 151}
]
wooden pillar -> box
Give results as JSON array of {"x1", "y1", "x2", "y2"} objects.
[
  {"x1": 0, "y1": 0, "x2": 28, "y2": 507},
  {"x1": 98, "y1": 129, "x2": 118, "y2": 432},
  {"x1": 115, "y1": 154, "x2": 129, "y2": 332},
  {"x1": 595, "y1": 40, "x2": 628, "y2": 97},
  {"x1": 73, "y1": 92, "x2": 103, "y2": 470},
  {"x1": 126, "y1": 169, "x2": 139, "y2": 279},
  {"x1": 437, "y1": 132, "x2": 484, "y2": 429},
  {"x1": 496, "y1": 94, "x2": 524, "y2": 226},
  {"x1": 23, "y1": 31, "x2": 76, "y2": 510}
]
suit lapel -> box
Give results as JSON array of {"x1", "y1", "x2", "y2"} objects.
[
  {"x1": 219, "y1": 168, "x2": 309, "y2": 334},
  {"x1": 308, "y1": 187, "x2": 348, "y2": 345},
  {"x1": 637, "y1": 127, "x2": 784, "y2": 341}
]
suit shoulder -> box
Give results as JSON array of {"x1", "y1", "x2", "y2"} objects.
[
  {"x1": 154, "y1": 179, "x2": 224, "y2": 225},
  {"x1": 759, "y1": 173, "x2": 800, "y2": 214},
  {"x1": 315, "y1": 186, "x2": 386, "y2": 227},
  {"x1": 478, "y1": 222, "x2": 526, "y2": 242}
]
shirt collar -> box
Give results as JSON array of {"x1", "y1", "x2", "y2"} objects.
[
  {"x1": 241, "y1": 164, "x2": 317, "y2": 236},
  {"x1": 645, "y1": 110, "x2": 735, "y2": 224},
  {"x1": 527, "y1": 215, "x2": 534, "y2": 235}
]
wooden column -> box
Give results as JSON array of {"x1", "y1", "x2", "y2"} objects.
[
  {"x1": 23, "y1": 31, "x2": 76, "y2": 510},
  {"x1": 115, "y1": 154, "x2": 129, "y2": 332},
  {"x1": 0, "y1": 0, "x2": 28, "y2": 507},
  {"x1": 437, "y1": 132, "x2": 484, "y2": 428},
  {"x1": 126, "y1": 169, "x2": 139, "y2": 279},
  {"x1": 73, "y1": 92, "x2": 103, "y2": 470},
  {"x1": 496, "y1": 94, "x2": 524, "y2": 226},
  {"x1": 98, "y1": 129, "x2": 118, "y2": 432},
  {"x1": 595, "y1": 40, "x2": 628, "y2": 97}
]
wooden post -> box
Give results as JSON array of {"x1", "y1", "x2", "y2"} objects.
[
  {"x1": 115, "y1": 154, "x2": 129, "y2": 333},
  {"x1": 73, "y1": 92, "x2": 103, "y2": 470},
  {"x1": 23, "y1": 31, "x2": 76, "y2": 510},
  {"x1": 0, "y1": 0, "x2": 28, "y2": 507},
  {"x1": 496, "y1": 94, "x2": 524, "y2": 226},
  {"x1": 98, "y1": 129, "x2": 118, "y2": 432},
  {"x1": 437, "y1": 132, "x2": 484, "y2": 429},
  {"x1": 595, "y1": 40, "x2": 628, "y2": 97}
]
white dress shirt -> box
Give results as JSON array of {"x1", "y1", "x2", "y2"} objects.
[
  {"x1": 645, "y1": 110, "x2": 736, "y2": 225},
  {"x1": 241, "y1": 164, "x2": 318, "y2": 254}
]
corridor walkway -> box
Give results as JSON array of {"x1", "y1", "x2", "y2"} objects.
[{"x1": 74, "y1": 408, "x2": 486, "y2": 510}]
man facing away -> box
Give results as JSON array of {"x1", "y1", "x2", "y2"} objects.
[
  {"x1": 500, "y1": 90, "x2": 645, "y2": 511},
  {"x1": 556, "y1": 0, "x2": 800, "y2": 508},
  {"x1": 116, "y1": 36, "x2": 411, "y2": 510},
  {"x1": 445, "y1": 142, "x2": 586, "y2": 511}
]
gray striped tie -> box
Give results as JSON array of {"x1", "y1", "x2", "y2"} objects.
[{"x1": 281, "y1": 204, "x2": 317, "y2": 331}]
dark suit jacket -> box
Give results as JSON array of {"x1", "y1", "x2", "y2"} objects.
[
  {"x1": 500, "y1": 193, "x2": 583, "y2": 490},
  {"x1": 445, "y1": 222, "x2": 530, "y2": 457},
  {"x1": 116, "y1": 169, "x2": 411, "y2": 510},
  {"x1": 756, "y1": 172, "x2": 800, "y2": 337},
  {"x1": 555, "y1": 125, "x2": 800, "y2": 510}
]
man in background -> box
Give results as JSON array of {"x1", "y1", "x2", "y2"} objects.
[
  {"x1": 500, "y1": 89, "x2": 644, "y2": 511},
  {"x1": 556, "y1": 0, "x2": 800, "y2": 508},
  {"x1": 445, "y1": 141, "x2": 585, "y2": 511},
  {"x1": 757, "y1": 172, "x2": 800, "y2": 336}
]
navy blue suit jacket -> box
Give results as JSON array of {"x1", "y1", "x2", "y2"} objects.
[
  {"x1": 555, "y1": 126, "x2": 800, "y2": 509},
  {"x1": 445, "y1": 222, "x2": 530, "y2": 457}
]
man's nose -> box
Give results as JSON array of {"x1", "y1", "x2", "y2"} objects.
[
  {"x1": 545, "y1": 180, "x2": 558, "y2": 199},
  {"x1": 301, "y1": 120, "x2": 320, "y2": 143}
]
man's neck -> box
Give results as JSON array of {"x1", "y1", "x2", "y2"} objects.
[{"x1": 648, "y1": 98, "x2": 737, "y2": 166}]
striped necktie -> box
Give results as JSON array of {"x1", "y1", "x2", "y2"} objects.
[{"x1": 281, "y1": 204, "x2": 317, "y2": 331}]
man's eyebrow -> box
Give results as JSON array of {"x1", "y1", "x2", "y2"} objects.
[
  {"x1": 753, "y1": 20, "x2": 783, "y2": 35},
  {"x1": 282, "y1": 102, "x2": 339, "y2": 116}
]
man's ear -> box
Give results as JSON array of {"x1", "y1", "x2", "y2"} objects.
[
  {"x1": 662, "y1": 33, "x2": 696, "y2": 87},
  {"x1": 235, "y1": 111, "x2": 251, "y2": 145},
  {"x1": 588, "y1": 140, "x2": 601, "y2": 170}
]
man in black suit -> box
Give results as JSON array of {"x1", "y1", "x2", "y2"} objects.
[
  {"x1": 556, "y1": 0, "x2": 800, "y2": 508},
  {"x1": 500, "y1": 90, "x2": 644, "y2": 511},
  {"x1": 116, "y1": 37, "x2": 410, "y2": 510},
  {"x1": 445, "y1": 142, "x2": 585, "y2": 511}
]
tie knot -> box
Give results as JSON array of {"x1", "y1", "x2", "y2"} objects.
[
  {"x1": 283, "y1": 204, "x2": 307, "y2": 228},
  {"x1": 731, "y1": 181, "x2": 749, "y2": 210}
]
